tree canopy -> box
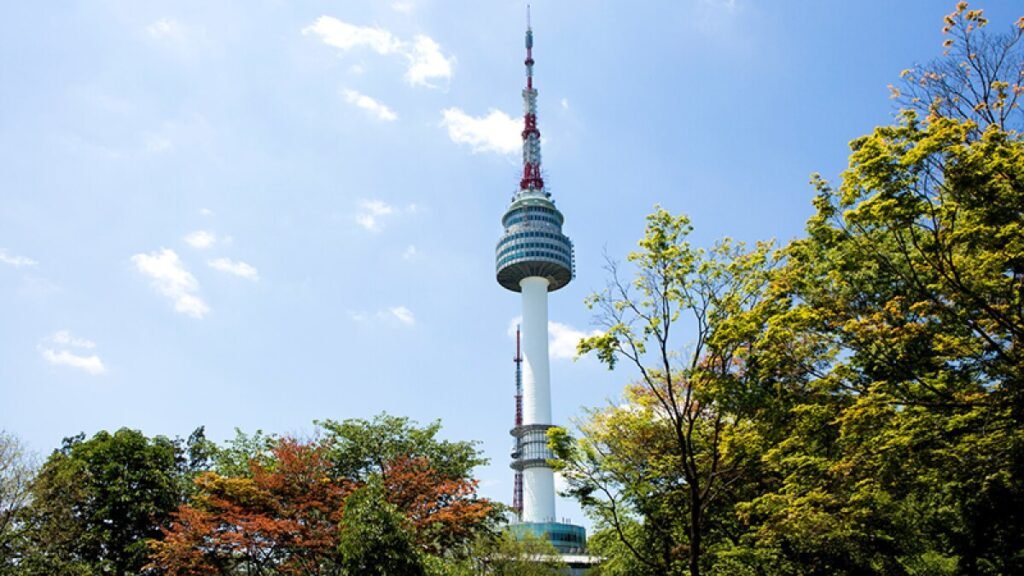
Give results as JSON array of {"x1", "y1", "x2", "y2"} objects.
[
  {"x1": 555, "y1": 3, "x2": 1024, "y2": 575},
  {"x1": 150, "y1": 415, "x2": 497, "y2": 576}
]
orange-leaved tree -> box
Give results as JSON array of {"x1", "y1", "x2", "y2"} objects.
[
  {"x1": 150, "y1": 438, "x2": 350, "y2": 576},
  {"x1": 383, "y1": 455, "x2": 494, "y2": 556}
]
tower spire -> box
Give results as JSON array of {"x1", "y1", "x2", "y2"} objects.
[{"x1": 520, "y1": 5, "x2": 545, "y2": 194}]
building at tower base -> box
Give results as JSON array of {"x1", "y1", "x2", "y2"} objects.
[{"x1": 508, "y1": 522, "x2": 587, "y2": 555}]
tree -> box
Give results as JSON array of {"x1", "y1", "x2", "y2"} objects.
[
  {"x1": 723, "y1": 6, "x2": 1024, "y2": 572},
  {"x1": 209, "y1": 428, "x2": 277, "y2": 479},
  {"x1": 748, "y1": 112, "x2": 1024, "y2": 574},
  {"x1": 316, "y1": 414, "x2": 485, "y2": 484},
  {"x1": 337, "y1": 479, "x2": 425, "y2": 576},
  {"x1": 17, "y1": 428, "x2": 185, "y2": 576},
  {"x1": 319, "y1": 414, "x2": 498, "y2": 560},
  {"x1": 468, "y1": 532, "x2": 566, "y2": 576},
  {"x1": 895, "y1": 2, "x2": 1024, "y2": 132},
  {"x1": 552, "y1": 209, "x2": 778, "y2": 576},
  {"x1": 0, "y1": 432, "x2": 35, "y2": 575},
  {"x1": 151, "y1": 416, "x2": 497, "y2": 575},
  {"x1": 152, "y1": 437, "x2": 350, "y2": 576},
  {"x1": 381, "y1": 456, "x2": 494, "y2": 557}
]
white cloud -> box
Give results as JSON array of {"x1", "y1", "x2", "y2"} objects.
[
  {"x1": 561, "y1": 98, "x2": 570, "y2": 110},
  {"x1": 144, "y1": 18, "x2": 195, "y2": 54},
  {"x1": 701, "y1": 0, "x2": 737, "y2": 11},
  {"x1": 39, "y1": 331, "x2": 105, "y2": 375},
  {"x1": 183, "y1": 230, "x2": 216, "y2": 249},
  {"x1": 144, "y1": 133, "x2": 173, "y2": 153},
  {"x1": 355, "y1": 215, "x2": 376, "y2": 230},
  {"x1": 40, "y1": 349, "x2": 106, "y2": 375},
  {"x1": 389, "y1": 306, "x2": 416, "y2": 326},
  {"x1": 51, "y1": 330, "x2": 96, "y2": 349},
  {"x1": 131, "y1": 248, "x2": 209, "y2": 318},
  {"x1": 355, "y1": 199, "x2": 395, "y2": 231},
  {"x1": 402, "y1": 245, "x2": 417, "y2": 260},
  {"x1": 208, "y1": 258, "x2": 259, "y2": 281},
  {"x1": 302, "y1": 16, "x2": 402, "y2": 55},
  {"x1": 405, "y1": 35, "x2": 453, "y2": 87},
  {"x1": 342, "y1": 89, "x2": 398, "y2": 121},
  {"x1": 349, "y1": 63, "x2": 366, "y2": 75},
  {"x1": 199, "y1": 208, "x2": 214, "y2": 217},
  {"x1": 363, "y1": 200, "x2": 393, "y2": 215},
  {"x1": 440, "y1": 108, "x2": 520, "y2": 155},
  {"x1": 507, "y1": 317, "x2": 601, "y2": 360},
  {"x1": 392, "y1": 1, "x2": 415, "y2": 14},
  {"x1": 18, "y1": 275, "x2": 60, "y2": 298},
  {"x1": 0, "y1": 249, "x2": 37, "y2": 268},
  {"x1": 348, "y1": 306, "x2": 416, "y2": 326},
  {"x1": 304, "y1": 17, "x2": 453, "y2": 88},
  {"x1": 146, "y1": 18, "x2": 185, "y2": 41},
  {"x1": 549, "y1": 321, "x2": 602, "y2": 360}
]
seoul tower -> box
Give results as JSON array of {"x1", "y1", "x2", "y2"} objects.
[{"x1": 497, "y1": 8, "x2": 585, "y2": 554}]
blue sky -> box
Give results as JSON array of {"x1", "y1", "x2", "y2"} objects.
[{"x1": 2, "y1": 1, "x2": 1019, "y2": 525}]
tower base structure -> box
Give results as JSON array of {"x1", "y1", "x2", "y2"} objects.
[
  {"x1": 509, "y1": 521, "x2": 601, "y2": 575},
  {"x1": 509, "y1": 521, "x2": 587, "y2": 555}
]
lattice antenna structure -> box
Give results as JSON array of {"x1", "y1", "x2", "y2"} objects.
[{"x1": 512, "y1": 325, "x2": 524, "y2": 519}]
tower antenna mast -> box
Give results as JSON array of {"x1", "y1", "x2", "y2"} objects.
[{"x1": 513, "y1": 325, "x2": 524, "y2": 519}]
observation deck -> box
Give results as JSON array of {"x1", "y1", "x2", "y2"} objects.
[{"x1": 496, "y1": 194, "x2": 574, "y2": 292}]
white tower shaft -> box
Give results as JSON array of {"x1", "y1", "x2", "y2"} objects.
[
  {"x1": 521, "y1": 277, "x2": 552, "y2": 425},
  {"x1": 520, "y1": 276, "x2": 555, "y2": 522}
]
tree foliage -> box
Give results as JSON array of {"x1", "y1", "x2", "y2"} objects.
[
  {"x1": 0, "y1": 432, "x2": 35, "y2": 576},
  {"x1": 316, "y1": 414, "x2": 486, "y2": 484},
  {"x1": 150, "y1": 415, "x2": 496, "y2": 576},
  {"x1": 15, "y1": 428, "x2": 188, "y2": 576},
  {"x1": 468, "y1": 532, "x2": 566, "y2": 576},
  {"x1": 558, "y1": 5, "x2": 1024, "y2": 575},
  {"x1": 746, "y1": 101, "x2": 1024, "y2": 575},
  {"x1": 337, "y1": 479, "x2": 426, "y2": 576},
  {"x1": 552, "y1": 209, "x2": 778, "y2": 576},
  {"x1": 895, "y1": 1, "x2": 1024, "y2": 131},
  {"x1": 152, "y1": 438, "x2": 350, "y2": 576}
]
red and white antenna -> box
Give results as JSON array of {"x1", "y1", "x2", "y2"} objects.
[
  {"x1": 519, "y1": 4, "x2": 545, "y2": 193},
  {"x1": 513, "y1": 324, "x2": 524, "y2": 519}
]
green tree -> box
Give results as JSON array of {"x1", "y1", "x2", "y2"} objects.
[
  {"x1": 726, "y1": 6, "x2": 1024, "y2": 572},
  {"x1": 471, "y1": 532, "x2": 565, "y2": 576},
  {"x1": 337, "y1": 479, "x2": 425, "y2": 576},
  {"x1": 209, "y1": 427, "x2": 277, "y2": 478},
  {"x1": 18, "y1": 429, "x2": 186, "y2": 576},
  {"x1": 316, "y1": 413, "x2": 485, "y2": 483},
  {"x1": 0, "y1": 432, "x2": 36, "y2": 575},
  {"x1": 748, "y1": 112, "x2": 1024, "y2": 574},
  {"x1": 895, "y1": 2, "x2": 1024, "y2": 132},
  {"x1": 552, "y1": 209, "x2": 778, "y2": 576}
]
